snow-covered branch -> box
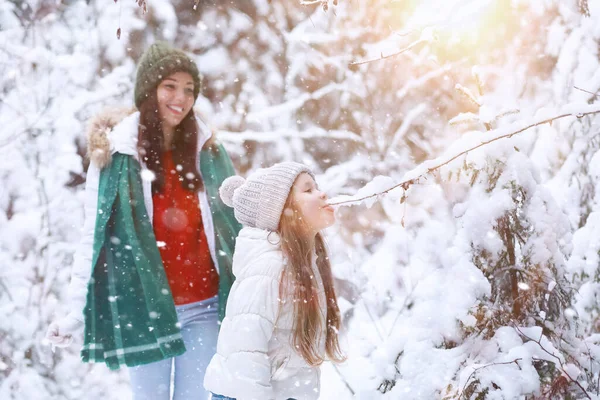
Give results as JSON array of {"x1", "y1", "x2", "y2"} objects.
[
  {"x1": 299, "y1": 0, "x2": 327, "y2": 5},
  {"x1": 459, "y1": 359, "x2": 523, "y2": 399},
  {"x1": 328, "y1": 103, "x2": 600, "y2": 207},
  {"x1": 395, "y1": 59, "x2": 467, "y2": 99},
  {"x1": 218, "y1": 127, "x2": 363, "y2": 143},
  {"x1": 246, "y1": 82, "x2": 361, "y2": 121},
  {"x1": 349, "y1": 37, "x2": 430, "y2": 66},
  {"x1": 514, "y1": 326, "x2": 591, "y2": 399},
  {"x1": 385, "y1": 103, "x2": 427, "y2": 158}
]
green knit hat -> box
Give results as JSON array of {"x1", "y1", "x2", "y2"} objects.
[{"x1": 134, "y1": 41, "x2": 201, "y2": 108}]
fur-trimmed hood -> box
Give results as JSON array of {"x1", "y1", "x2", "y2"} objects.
[
  {"x1": 86, "y1": 107, "x2": 137, "y2": 169},
  {"x1": 86, "y1": 107, "x2": 214, "y2": 169}
]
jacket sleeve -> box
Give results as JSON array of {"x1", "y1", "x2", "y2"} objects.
[
  {"x1": 66, "y1": 162, "x2": 100, "y2": 321},
  {"x1": 212, "y1": 257, "x2": 282, "y2": 399}
]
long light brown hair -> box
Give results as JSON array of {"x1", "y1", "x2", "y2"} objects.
[
  {"x1": 137, "y1": 91, "x2": 203, "y2": 194},
  {"x1": 278, "y1": 186, "x2": 345, "y2": 366}
]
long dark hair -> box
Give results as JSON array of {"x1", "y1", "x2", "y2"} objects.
[
  {"x1": 278, "y1": 191, "x2": 346, "y2": 366},
  {"x1": 137, "y1": 91, "x2": 203, "y2": 194}
]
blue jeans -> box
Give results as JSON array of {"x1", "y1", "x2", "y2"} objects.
[{"x1": 128, "y1": 296, "x2": 219, "y2": 400}]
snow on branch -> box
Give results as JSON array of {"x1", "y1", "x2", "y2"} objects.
[
  {"x1": 513, "y1": 326, "x2": 591, "y2": 399},
  {"x1": 455, "y1": 83, "x2": 481, "y2": 107},
  {"x1": 327, "y1": 103, "x2": 600, "y2": 207},
  {"x1": 385, "y1": 103, "x2": 428, "y2": 158},
  {"x1": 300, "y1": 0, "x2": 338, "y2": 11},
  {"x1": 396, "y1": 60, "x2": 467, "y2": 100},
  {"x1": 300, "y1": 0, "x2": 329, "y2": 5},
  {"x1": 246, "y1": 82, "x2": 360, "y2": 121},
  {"x1": 459, "y1": 358, "x2": 523, "y2": 399},
  {"x1": 448, "y1": 112, "x2": 480, "y2": 127},
  {"x1": 349, "y1": 28, "x2": 437, "y2": 66},
  {"x1": 218, "y1": 127, "x2": 363, "y2": 143}
]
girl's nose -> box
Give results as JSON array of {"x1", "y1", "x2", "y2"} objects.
[{"x1": 319, "y1": 191, "x2": 327, "y2": 200}]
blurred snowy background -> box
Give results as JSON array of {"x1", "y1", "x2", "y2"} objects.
[{"x1": 3, "y1": 0, "x2": 600, "y2": 398}]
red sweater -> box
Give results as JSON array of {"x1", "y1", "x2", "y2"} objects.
[{"x1": 152, "y1": 151, "x2": 219, "y2": 305}]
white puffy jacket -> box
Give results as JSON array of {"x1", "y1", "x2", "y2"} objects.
[
  {"x1": 66, "y1": 109, "x2": 218, "y2": 322},
  {"x1": 204, "y1": 227, "x2": 327, "y2": 400}
]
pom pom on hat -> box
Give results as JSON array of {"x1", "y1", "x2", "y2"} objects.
[
  {"x1": 219, "y1": 175, "x2": 246, "y2": 207},
  {"x1": 218, "y1": 162, "x2": 313, "y2": 231}
]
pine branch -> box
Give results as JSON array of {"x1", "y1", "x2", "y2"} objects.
[{"x1": 328, "y1": 104, "x2": 600, "y2": 206}]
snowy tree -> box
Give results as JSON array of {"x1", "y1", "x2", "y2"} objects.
[
  {"x1": 4, "y1": 0, "x2": 600, "y2": 399},
  {"x1": 323, "y1": 0, "x2": 600, "y2": 398}
]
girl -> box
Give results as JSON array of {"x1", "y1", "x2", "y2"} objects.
[
  {"x1": 45, "y1": 42, "x2": 241, "y2": 400},
  {"x1": 204, "y1": 162, "x2": 346, "y2": 400}
]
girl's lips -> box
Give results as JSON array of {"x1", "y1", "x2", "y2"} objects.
[{"x1": 323, "y1": 205, "x2": 335, "y2": 213}]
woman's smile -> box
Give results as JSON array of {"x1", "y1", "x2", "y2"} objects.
[{"x1": 167, "y1": 104, "x2": 184, "y2": 114}]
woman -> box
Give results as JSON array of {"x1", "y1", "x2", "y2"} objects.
[{"x1": 45, "y1": 42, "x2": 241, "y2": 400}]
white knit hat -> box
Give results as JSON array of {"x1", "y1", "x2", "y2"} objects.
[{"x1": 219, "y1": 162, "x2": 314, "y2": 231}]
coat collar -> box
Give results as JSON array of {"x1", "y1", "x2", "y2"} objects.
[
  {"x1": 87, "y1": 107, "x2": 214, "y2": 169},
  {"x1": 232, "y1": 227, "x2": 283, "y2": 277},
  {"x1": 237, "y1": 226, "x2": 281, "y2": 243}
]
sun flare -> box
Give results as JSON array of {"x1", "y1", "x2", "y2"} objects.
[
  {"x1": 407, "y1": 0, "x2": 496, "y2": 31},
  {"x1": 399, "y1": 0, "x2": 516, "y2": 58}
]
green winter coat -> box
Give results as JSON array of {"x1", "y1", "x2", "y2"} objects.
[{"x1": 76, "y1": 110, "x2": 241, "y2": 369}]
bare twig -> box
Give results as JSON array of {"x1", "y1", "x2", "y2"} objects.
[
  {"x1": 394, "y1": 24, "x2": 438, "y2": 38},
  {"x1": 387, "y1": 286, "x2": 416, "y2": 337},
  {"x1": 574, "y1": 86, "x2": 599, "y2": 96},
  {"x1": 350, "y1": 38, "x2": 429, "y2": 66},
  {"x1": 0, "y1": 96, "x2": 51, "y2": 148},
  {"x1": 361, "y1": 300, "x2": 385, "y2": 342},
  {"x1": 332, "y1": 363, "x2": 356, "y2": 396},
  {"x1": 329, "y1": 107, "x2": 600, "y2": 206},
  {"x1": 385, "y1": 103, "x2": 428, "y2": 158},
  {"x1": 0, "y1": 278, "x2": 13, "y2": 302}
]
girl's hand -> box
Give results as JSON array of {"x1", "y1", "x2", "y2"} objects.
[{"x1": 45, "y1": 314, "x2": 83, "y2": 348}]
